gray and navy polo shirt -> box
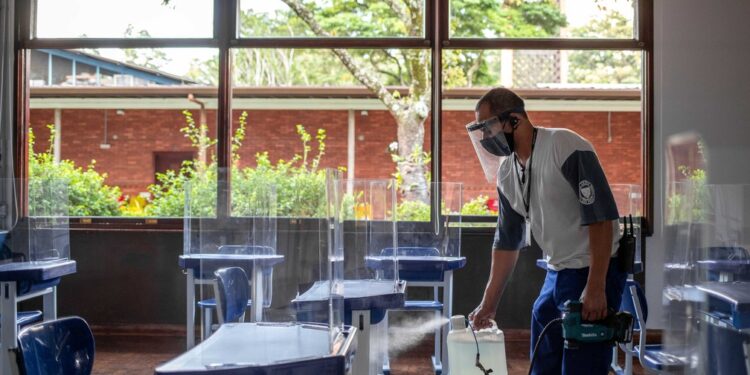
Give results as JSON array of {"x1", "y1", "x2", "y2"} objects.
[{"x1": 493, "y1": 127, "x2": 620, "y2": 270}]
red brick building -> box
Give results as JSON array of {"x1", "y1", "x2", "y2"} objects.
[{"x1": 29, "y1": 87, "x2": 643, "y2": 214}]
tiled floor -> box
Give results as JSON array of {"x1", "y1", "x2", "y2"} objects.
[{"x1": 93, "y1": 330, "x2": 644, "y2": 374}]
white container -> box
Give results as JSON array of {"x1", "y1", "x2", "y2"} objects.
[{"x1": 447, "y1": 315, "x2": 508, "y2": 375}]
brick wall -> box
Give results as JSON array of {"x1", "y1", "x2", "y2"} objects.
[{"x1": 30, "y1": 107, "x2": 642, "y2": 211}]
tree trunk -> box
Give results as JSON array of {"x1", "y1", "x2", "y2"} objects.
[{"x1": 395, "y1": 109, "x2": 429, "y2": 203}]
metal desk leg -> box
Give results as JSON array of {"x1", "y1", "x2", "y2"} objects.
[
  {"x1": 42, "y1": 286, "x2": 57, "y2": 321},
  {"x1": 1, "y1": 282, "x2": 18, "y2": 375},
  {"x1": 186, "y1": 272, "x2": 196, "y2": 349},
  {"x1": 351, "y1": 310, "x2": 374, "y2": 375},
  {"x1": 624, "y1": 341, "x2": 634, "y2": 375},
  {"x1": 442, "y1": 271, "x2": 453, "y2": 374},
  {"x1": 251, "y1": 266, "x2": 263, "y2": 322}
]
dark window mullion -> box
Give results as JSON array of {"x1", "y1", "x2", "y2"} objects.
[
  {"x1": 215, "y1": 0, "x2": 237, "y2": 218},
  {"x1": 231, "y1": 38, "x2": 429, "y2": 49},
  {"x1": 21, "y1": 38, "x2": 219, "y2": 49},
  {"x1": 445, "y1": 38, "x2": 644, "y2": 50}
]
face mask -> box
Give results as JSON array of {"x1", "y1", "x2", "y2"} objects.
[{"x1": 480, "y1": 132, "x2": 514, "y2": 156}]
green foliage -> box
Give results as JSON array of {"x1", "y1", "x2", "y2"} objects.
[
  {"x1": 191, "y1": 1, "x2": 567, "y2": 89},
  {"x1": 395, "y1": 195, "x2": 496, "y2": 221},
  {"x1": 460, "y1": 195, "x2": 496, "y2": 216},
  {"x1": 122, "y1": 25, "x2": 171, "y2": 70},
  {"x1": 146, "y1": 111, "x2": 331, "y2": 217},
  {"x1": 568, "y1": 11, "x2": 641, "y2": 84},
  {"x1": 667, "y1": 166, "x2": 707, "y2": 224},
  {"x1": 396, "y1": 199, "x2": 431, "y2": 222},
  {"x1": 28, "y1": 126, "x2": 122, "y2": 217}
]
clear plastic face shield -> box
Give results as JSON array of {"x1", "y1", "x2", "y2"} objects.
[{"x1": 466, "y1": 116, "x2": 513, "y2": 184}]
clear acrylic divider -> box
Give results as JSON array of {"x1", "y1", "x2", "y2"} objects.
[
  {"x1": 332, "y1": 171, "x2": 399, "y2": 374},
  {"x1": 5, "y1": 178, "x2": 70, "y2": 264},
  {"x1": 663, "y1": 183, "x2": 750, "y2": 373},
  {"x1": 394, "y1": 182, "x2": 463, "y2": 259},
  {"x1": 175, "y1": 172, "x2": 350, "y2": 370}
]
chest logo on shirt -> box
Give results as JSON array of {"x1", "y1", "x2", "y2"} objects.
[{"x1": 579, "y1": 180, "x2": 595, "y2": 205}]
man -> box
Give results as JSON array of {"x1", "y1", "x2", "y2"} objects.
[{"x1": 466, "y1": 87, "x2": 626, "y2": 374}]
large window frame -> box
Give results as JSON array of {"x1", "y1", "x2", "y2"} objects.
[{"x1": 13, "y1": 0, "x2": 654, "y2": 232}]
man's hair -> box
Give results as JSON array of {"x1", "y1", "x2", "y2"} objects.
[{"x1": 475, "y1": 87, "x2": 527, "y2": 118}]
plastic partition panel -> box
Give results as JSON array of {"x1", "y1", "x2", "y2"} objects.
[
  {"x1": 188, "y1": 172, "x2": 345, "y2": 369},
  {"x1": 394, "y1": 182, "x2": 462, "y2": 257},
  {"x1": 326, "y1": 169, "x2": 345, "y2": 351},
  {"x1": 3, "y1": 178, "x2": 70, "y2": 263},
  {"x1": 663, "y1": 182, "x2": 750, "y2": 374}
]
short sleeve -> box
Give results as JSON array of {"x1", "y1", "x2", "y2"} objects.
[
  {"x1": 556, "y1": 133, "x2": 619, "y2": 225},
  {"x1": 493, "y1": 188, "x2": 526, "y2": 250}
]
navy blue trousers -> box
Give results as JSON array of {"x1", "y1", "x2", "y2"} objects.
[{"x1": 529, "y1": 258, "x2": 627, "y2": 375}]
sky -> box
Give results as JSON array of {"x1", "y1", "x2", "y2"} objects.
[{"x1": 35, "y1": 0, "x2": 635, "y2": 77}]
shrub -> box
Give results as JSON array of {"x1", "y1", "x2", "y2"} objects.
[{"x1": 28, "y1": 126, "x2": 122, "y2": 217}]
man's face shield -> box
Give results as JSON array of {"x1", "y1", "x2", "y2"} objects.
[{"x1": 466, "y1": 116, "x2": 512, "y2": 184}]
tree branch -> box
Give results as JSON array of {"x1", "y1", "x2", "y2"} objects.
[
  {"x1": 280, "y1": 0, "x2": 399, "y2": 113},
  {"x1": 383, "y1": 0, "x2": 411, "y2": 31}
]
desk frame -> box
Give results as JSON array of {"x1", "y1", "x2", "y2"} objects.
[{"x1": 0, "y1": 283, "x2": 57, "y2": 375}]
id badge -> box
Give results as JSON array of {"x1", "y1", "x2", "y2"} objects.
[{"x1": 524, "y1": 218, "x2": 532, "y2": 247}]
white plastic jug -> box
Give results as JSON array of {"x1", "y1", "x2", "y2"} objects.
[{"x1": 447, "y1": 315, "x2": 508, "y2": 375}]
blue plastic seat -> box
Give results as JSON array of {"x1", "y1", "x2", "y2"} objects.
[
  {"x1": 214, "y1": 267, "x2": 250, "y2": 324},
  {"x1": 17, "y1": 316, "x2": 95, "y2": 375},
  {"x1": 198, "y1": 245, "x2": 271, "y2": 340},
  {"x1": 13, "y1": 311, "x2": 44, "y2": 328}
]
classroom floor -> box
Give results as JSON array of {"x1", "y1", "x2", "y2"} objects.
[{"x1": 92, "y1": 328, "x2": 645, "y2": 375}]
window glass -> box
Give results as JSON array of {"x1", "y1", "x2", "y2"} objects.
[
  {"x1": 450, "y1": 0, "x2": 635, "y2": 39},
  {"x1": 239, "y1": 0, "x2": 426, "y2": 38},
  {"x1": 442, "y1": 49, "x2": 643, "y2": 216},
  {"x1": 28, "y1": 48, "x2": 218, "y2": 217},
  {"x1": 35, "y1": 0, "x2": 213, "y2": 39},
  {"x1": 229, "y1": 48, "x2": 431, "y2": 217}
]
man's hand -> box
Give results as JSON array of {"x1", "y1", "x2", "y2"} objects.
[
  {"x1": 469, "y1": 303, "x2": 496, "y2": 330},
  {"x1": 580, "y1": 285, "x2": 608, "y2": 321}
]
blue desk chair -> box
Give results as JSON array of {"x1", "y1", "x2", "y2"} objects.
[
  {"x1": 214, "y1": 267, "x2": 250, "y2": 324},
  {"x1": 198, "y1": 245, "x2": 273, "y2": 339},
  {"x1": 16, "y1": 316, "x2": 95, "y2": 375},
  {"x1": 613, "y1": 280, "x2": 688, "y2": 374}
]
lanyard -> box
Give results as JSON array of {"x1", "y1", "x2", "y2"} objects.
[{"x1": 514, "y1": 128, "x2": 538, "y2": 220}]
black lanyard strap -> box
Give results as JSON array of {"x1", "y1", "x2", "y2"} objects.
[{"x1": 514, "y1": 128, "x2": 538, "y2": 220}]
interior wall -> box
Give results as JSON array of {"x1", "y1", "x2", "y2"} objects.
[{"x1": 648, "y1": 0, "x2": 750, "y2": 328}]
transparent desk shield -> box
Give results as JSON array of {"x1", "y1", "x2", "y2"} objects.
[
  {"x1": 333, "y1": 172, "x2": 399, "y2": 286},
  {"x1": 184, "y1": 172, "x2": 346, "y2": 367},
  {"x1": 663, "y1": 183, "x2": 750, "y2": 374},
  {"x1": 1, "y1": 178, "x2": 70, "y2": 264},
  {"x1": 393, "y1": 182, "x2": 463, "y2": 260}
]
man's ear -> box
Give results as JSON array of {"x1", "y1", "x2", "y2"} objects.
[{"x1": 508, "y1": 113, "x2": 521, "y2": 127}]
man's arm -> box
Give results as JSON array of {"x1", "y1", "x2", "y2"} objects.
[
  {"x1": 469, "y1": 249, "x2": 520, "y2": 328},
  {"x1": 582, "y1": 220, "x2": 613, "y2": 321},
  {"x1": 470, "y1": 190, "x2": 526, "y2": 328}
]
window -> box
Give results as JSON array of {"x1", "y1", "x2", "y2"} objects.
[
  {"x1": 449, "y1": 0, "x2": 636, "y2": 39},
  {"x1": 35, "y1": 0, "x2": 213, "y2": 39},
  {"x1": 19, "y1": 0, "x2": 652, "y2": 224},
  {"x1": 27, "y1": 47, "x2": 218, "y2": 217},
  {"x1": 238, "y1": 0, "x2": 426, "y2": 38},
  {"x1": 442, "y1": 49, "x2": 643, "y2": 216}
]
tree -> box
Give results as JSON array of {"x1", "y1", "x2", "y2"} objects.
[
  {"x1": 568, "y1": 10, "x2": 640, "y2": 84},
  {"x1": 122, "y1": 25, "x2": 171, "y2": 71},
  {"x1": 185, "y1": 1, "x2": 566, "y2": 201}
]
